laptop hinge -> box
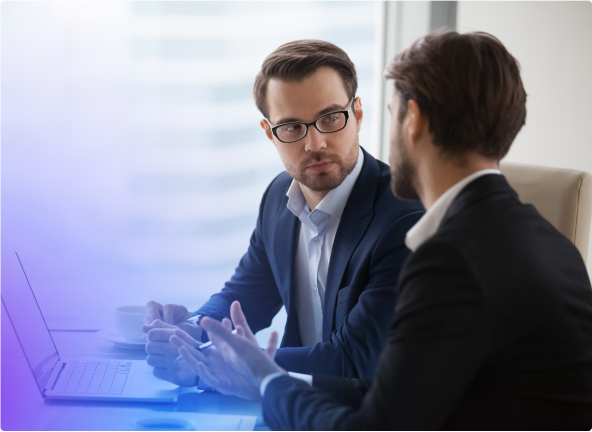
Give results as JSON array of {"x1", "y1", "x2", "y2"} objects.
[{"x1": 45, "y1": 361, "x2": 65, "y2": 391}]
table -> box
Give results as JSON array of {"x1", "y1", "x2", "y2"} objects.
[{"x1": 1, "y1": 323, "x2": 268, "y2": 430}]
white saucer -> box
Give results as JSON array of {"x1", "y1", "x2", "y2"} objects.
[{"x1": 95, "y1": 329, "x2": 147, "y2": 350}]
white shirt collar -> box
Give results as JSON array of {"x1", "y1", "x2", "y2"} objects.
[
  {"x1": 405, "y1": 169, "x2": 501, "y2": 252},
  {"x1": 286, "y1": 147, "x2": 364, "y2": 221}
]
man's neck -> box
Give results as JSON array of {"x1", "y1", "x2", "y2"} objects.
[
  {"x1": 416, "y1": 153, "x2": 499, "y2": 210},
  {"x1": 299, "y1": 184, "x2": 329, "y2": 211}
]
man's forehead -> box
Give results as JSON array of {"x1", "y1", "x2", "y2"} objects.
[{"x1": 266, "y1": 68, "x2": 349, "y2": 123}]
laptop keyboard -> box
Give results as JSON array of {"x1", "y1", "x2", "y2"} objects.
[{"x1": 54, "y1": 361, "x2": 132, "y2": 395}]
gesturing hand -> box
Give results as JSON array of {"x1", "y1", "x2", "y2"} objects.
[
  {"x1": 170, "y1": 317, "x2": 261, "y2": 401},
  {"x1": 173, "y1": 301, "x2": 285, "y2": 400}
]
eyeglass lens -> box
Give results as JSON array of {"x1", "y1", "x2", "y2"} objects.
[{"x1": 276, "y1": 112, "x2": 347, "y2": 143}]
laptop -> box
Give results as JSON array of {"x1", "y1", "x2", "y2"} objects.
[{"x1": 1, "y1": 252, "x2": 181, "y2": 402}]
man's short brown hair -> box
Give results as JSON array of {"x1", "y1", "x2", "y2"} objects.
[
  {"x1": 385, "y1": 31, "x2": 527, "y2": 160},
  {"x1": 253, "y1": 40, "x2": 358, "y2": 120}
]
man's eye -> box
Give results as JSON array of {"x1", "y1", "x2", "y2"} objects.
[
  {"x1": 284, "y1": 124, "x2": 303, "y2": 132},
  {"x1": 322, "y1": 114, "x2": 339, "y2": 124}
]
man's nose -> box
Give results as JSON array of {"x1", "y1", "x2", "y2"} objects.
[{"x1": 303, "y1": 127, "x2": 327, "y2": 152}]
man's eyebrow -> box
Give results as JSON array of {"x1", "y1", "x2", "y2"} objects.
[{"x1": 274, "y1": 103, "x2": 346, "y2": 125}]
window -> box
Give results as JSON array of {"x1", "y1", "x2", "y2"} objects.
[{"x1": 2, "y1": 1, "x2": 383, "y2": 339}]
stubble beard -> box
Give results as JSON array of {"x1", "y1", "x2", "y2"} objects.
[
  {"x1": 287, "y1": 136, "x2": 359, "y2": 193},
  {"x1": 390, "y1": 127, "x2": 420, "y2": 201}
]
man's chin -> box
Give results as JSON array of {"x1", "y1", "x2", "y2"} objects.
[
  {"x1": 390, "y1": 173, "x2": 420, "y2": 201},
  {"x1": 299, "y1": 172, "x2": 344, "y2": 192}
]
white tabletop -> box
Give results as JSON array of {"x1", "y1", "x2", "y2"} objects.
[{"x1": 1, "y1": 321, "x2": 267, "y2": 430}]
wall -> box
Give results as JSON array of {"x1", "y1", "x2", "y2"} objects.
[{"x1": 457, "y1": 1, "x2": 592, "y2": 269}]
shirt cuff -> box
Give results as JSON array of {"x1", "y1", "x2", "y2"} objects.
[
  {"x1": 288, "y1": 371, "x2": 313, "y2": 386},
  {"x1": 259, "y1": 372, "x2": 313, "y2": 397}
]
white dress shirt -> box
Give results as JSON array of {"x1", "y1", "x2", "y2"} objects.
[
  {"x1": 260, "y1": 168, "x2": 501, "y2": 398},
  {"x1": 286, "y1": 147, "x2": 364, "y2": 346},
  {"x1": 405, "y1": 169, "x2": 501, "y2": 252}
]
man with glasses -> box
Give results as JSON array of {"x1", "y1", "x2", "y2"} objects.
[
  {"x1": 175, "y1": 32, "x2": 592, "y2": 429},
  {"x1": 141, "y1": 40, "x2": 424, "y2": 388}
]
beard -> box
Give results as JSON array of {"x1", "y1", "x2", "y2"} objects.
[
  {"x1": 390, "y1": 126, "x2": 420, "y2": 201},
  {"x1": 287, "y1": 136, "x2": 359, "y2": 193}
]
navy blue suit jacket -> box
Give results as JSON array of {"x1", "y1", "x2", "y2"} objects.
[{"x1": 196, "y1": 148, "x2": 424, "y2": 379}]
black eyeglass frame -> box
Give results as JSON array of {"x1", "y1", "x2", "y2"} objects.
[{"x1": 265, "y1": 97, "x2": 355, "y2": 144}]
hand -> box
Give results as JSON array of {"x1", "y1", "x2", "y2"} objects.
[
  {"x1": 170, "y1": 317, "x2": 261, "y2": 401},
  {"x1": 141, "y1": 301, "x2": 201, "y2": 336},
  {"x1": 177, "y1": 301, "x2": 285, "y2": 397},
  {"x1": 145, "y1": 325, "x2": 201, "y2": 387},
  {"x1": 143, "y1": 300, "x2": 191, "y2": 327}
]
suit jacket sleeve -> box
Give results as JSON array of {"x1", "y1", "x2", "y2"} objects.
[
  {"x1": 273, "y1": 211, "x2": 423, "y2": 379},
  {"x1": 263, "y1": 239, "x2": 490, "y2": 430},
  {"x1": 195, "y1": 181, "x2": 284, "y2": 338}
]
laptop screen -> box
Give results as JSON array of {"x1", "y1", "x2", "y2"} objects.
[{"x1": 1, "y1": 253, "x2": 60, "y2": 395}]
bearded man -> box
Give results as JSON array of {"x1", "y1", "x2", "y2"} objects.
[
  {"x1": 180, "y1": 32, "x2": 592, "y2": 430},
  {"x1": 141, "y1": 40, "x2": 424, "y2": 387}
]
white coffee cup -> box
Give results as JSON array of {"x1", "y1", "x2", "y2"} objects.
[{"x1": 114, "y1": 306, "x2": 147, "y2": 342}]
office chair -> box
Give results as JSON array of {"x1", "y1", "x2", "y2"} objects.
[{"x1": 500, "y1": 161, "x2": 592, "y2": 265}]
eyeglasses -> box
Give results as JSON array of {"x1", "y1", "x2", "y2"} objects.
[{"x1": 265, "y1": 98, "x2": 354, "y2": 144}]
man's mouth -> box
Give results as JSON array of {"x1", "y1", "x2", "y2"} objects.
[{"x1": 306, "y1": 161, "x2": 334, "y2": 172}]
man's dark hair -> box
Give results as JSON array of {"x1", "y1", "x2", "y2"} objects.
[
  {"x1": 253, "y1": 39, "x2": 358, "y2": 120},
  {"x1": 385, "y1": 31, "x2": 527, "y2": 160}
]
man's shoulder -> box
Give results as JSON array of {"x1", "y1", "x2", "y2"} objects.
[
  {"x1": 267, "y1": 170, "x2": 293, "y2": 193},
  {"x1": 259, "y1": 170, "x2": 292, "y2": 208}
]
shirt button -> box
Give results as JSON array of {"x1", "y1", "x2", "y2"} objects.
[
  {"x1": 313, "y1": 285, "x2": 317, "y2": 291},
  {"x1": 314, "y1": 238, "x2": 319, "y2": 244}
]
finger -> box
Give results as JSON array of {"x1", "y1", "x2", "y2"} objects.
[
  {"x1": 195, "y1": 360, "x2": 221, "y2": 389},
  {"x1": 141, "y1": 321, "x2": 166, "y2": 333},
  {"x1": 146, "y1": 301, "x2": 163, "y2": 322},
  {"x1": 144, "y1": 320, "x2": 177, "y2": 334},
  {"x1": 171, "y1": 328, "x2": 201, "y2": 348},
  {"x1": 163, "y1": 304, "x2": 176, "y2": 325},
  {"x1": 265, "y1": 331, "x2": 279, "y2": 358},
  {"x1": 230, "y1": 301, "x2": 257, "y2": 343},
  {"x1": 222, "y1": 318, "x2": 233, "y2": 331},
  {"x1": 141, "y1": 322, "x2": 159, "y2": 333},
  {"x1": 201, "y1": 317, "x2": 249, "y2": 355},
  {"x1": 170, "y1": 335, "x2": 209, "y2": 365},
  {"x1": 177, "y1": 323, "x2": 203, "y2": 340},
  {"x1": 145, "y1": 340, "x2": 179, "y2": 357},
  {"x1": 146, "y1": 327, "x2": 176, "y2": 341},
  {"x1": 146, "y1": 354, "x2": 178, "y2": 368},
  {"x1": 179, "y1": 346, "x2": 203, "y2": 376}
]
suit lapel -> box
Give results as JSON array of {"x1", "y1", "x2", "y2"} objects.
[
  {"x1": 322, "y1": 149, "x2": 379, "y2": 340},
  {"x1": 272, "y1": 193, "x2": 302, "y2": 347}
]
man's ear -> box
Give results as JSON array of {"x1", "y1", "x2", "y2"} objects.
[
  {"x1": 353, "y1": 97, "x2": 363, "y2": 130},
  {"x1": 406, "y1": 100, "x2": 424, "y2": 145},
  {"x1": 260, "y1": 120, "x2": 274, "y2": 142}
]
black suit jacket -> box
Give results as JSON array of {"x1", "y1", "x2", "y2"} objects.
[
  {"x1": 263, "y1": 174, "x2": 592, "y2": 430},
  {"x1": 197, "y1": 148, "x2": 424, "y2": 379}
]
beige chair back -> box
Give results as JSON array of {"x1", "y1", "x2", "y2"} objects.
[{"x1": 499, "y1": 161, "x2": 592, "y2": 264}]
